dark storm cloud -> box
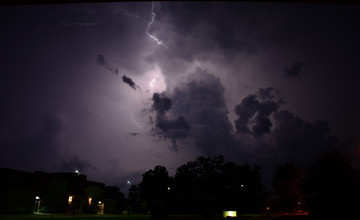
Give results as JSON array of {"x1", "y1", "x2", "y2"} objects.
[
  {"x1": 0, "y1": 113, "x2": 68, "y2": 171},
  {"x1": 122, "y1": 75, "x2": 139, "y2": 90},
  {"x1": 156, "y1": 116, "x2": 189, "y2": 132},
  {"x1": 57, "y1": 155, "x2": 96, "y2": 172},
  {"x1": 128, "y1": 132, "x2": 140, "y2": 137},
  {"x1": 150, "y1": 92, "x2": 190, "y2": 151},
  {"x1": 145, "y1": 2, "x2": 258, "y2": 66},
  {"x1": 235, "y1": 88, "x2": 283, "y2": 136},
  {"x1": 258, "y1": 87, "x2": 277, "y2": 100},
  {"x1": 270, "y1": 110, "x2": 345, "y2": 165},
  {"x1": 231, "y1": 89, "x2": 350, "y2": 169},
  {"x1": 167, "y1": 68, "x2": 237, "y2": 155},
  {"x1": 234, "y1": 95, "x2": 259, "y2": 134},
  {"x1": 155, "y1": 116, "x2": 190, "y2": 152},
  {"x1": 146, "y1": 2, "x2": 357, "y2": 163},
  {"x1": 152, "y1": 92, "x2": 172, "y2": 116},
  {"x1": 96, "y1": 54, "x2": 118, "y2": 75},
  {"x1": 284, "y1": 62, "x2": 304, "y2": 79}
]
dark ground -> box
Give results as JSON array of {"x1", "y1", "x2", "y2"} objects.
[{"x1": 0, "y1": 213, "x2": 310, "y2": 220}]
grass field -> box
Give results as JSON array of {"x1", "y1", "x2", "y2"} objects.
[{"x1": 0, "y1": 213, "x2": 310, "y2": 220}]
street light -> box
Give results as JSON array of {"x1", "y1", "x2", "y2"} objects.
[
  {"x1": 34, "y1": 196, "x2": 40, "y2": 213},
  {"x1": 73, "y1": 170, "x2": 80, "y2": 218}
]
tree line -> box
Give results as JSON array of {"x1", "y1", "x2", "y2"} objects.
[{"x1": 127, "y1": 150, "x2": 360, "y2": 219}]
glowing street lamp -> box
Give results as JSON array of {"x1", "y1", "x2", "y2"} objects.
[
  {"x1": 34, "y1": 196, "x2": 41, "y2": 213},
  {"x1": 68, "y1": 196, "x2": 73, "y2": 205}
]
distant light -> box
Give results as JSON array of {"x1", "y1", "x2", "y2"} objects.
[
  {"x1": 167, "y1": 187, "x2": 171, "y2": 190},
  {"x1": 266, "y1": 206, "x2": 270, "y2": 211},
  {"x1": 223, "y1": 211, "x2": 237, "y2": 218},
  {"x1": 98, "y1": 201, "x2": 102, "y2": 204},
  {"x1": 88, "y1": 197, "x2": 92, "y2": 205},
  {"x1": 68, "y1": 196, "x2": 73, "y2": 205},
  {"x1": 127, "y1": 180, "x2": 131, "y2": 185},
  {"x1": 75, "y1": 170, "x2": 79, "y2": 174},
  {"x1": 241, "y1": 184, "x2": 244, "y2": 187},
  {"x1": 35, "y1": 196, "x2": 40, "y2": 200}
]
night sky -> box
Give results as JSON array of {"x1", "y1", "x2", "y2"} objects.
[{"x1": 1, "y1": 1, "x2": 360, "y2": 192}]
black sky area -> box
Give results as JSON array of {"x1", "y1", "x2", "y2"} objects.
[{"x1": 1, "y1": 1, "x2": 360, "y2": 191}]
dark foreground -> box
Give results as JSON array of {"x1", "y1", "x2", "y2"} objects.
[{"x1": 0, "y1": 213, "x2": 310, "y2": 220}]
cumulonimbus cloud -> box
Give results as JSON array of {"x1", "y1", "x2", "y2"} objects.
[{"x1": 150, "y1": 92, "x2": 190, "y2": 151}]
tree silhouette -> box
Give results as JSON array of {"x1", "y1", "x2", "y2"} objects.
[
  {"x1": 128, "y1": 184, "x2": 142, "y2": 213},
  {"x1": 174, "y1": 155, "x2": 224, "y2": 216},
  {"x1": 304, "y1": 150, "x2": 360, "y2": 218},
  {"x1": 139, "y1": 165, "x2": 171, "y2": 219},
  {"x1": 272, "y1": 162, "x2": 304, "y2": 212},
  {"x1": 174, "y1": 155, "x2": 265, "y2": 216},
  {"x1": 134, "y1": 155, "x2": 266, "y2": 217}
]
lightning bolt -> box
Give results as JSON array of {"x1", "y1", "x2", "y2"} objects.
[
  {"x1": 130, "y1": 114, "x2": 144, "y2": 128},
  {"x1": 60, "y1": 21, "x2": 100, "y2": 27},
  {"x1": 146, "y1": 2, "x2": 168, "y2": 49},
  {"x1": 113, "y1": 8, "x2": 148, "y2": 23},
  {"x1": 43, "y1": 4, "x2": 168, "y2": 49},
  {"x1": 150, "y1": 78, "x2": 156, "y2": 87},
  {"x1": 35, "y1": 20, "x2": 100, "y2": 33},
  {"x1": 61, "y1": 6, "x2": 96, "y2": 14},
  {"x1": 113, "y1": 4, "x2": 168, "y2": 49},
  {"x1": 35, "y1": 6, "x2": 101, "y2": 33}
]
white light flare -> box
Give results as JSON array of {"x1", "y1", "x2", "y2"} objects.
[
  {"x1": 145, "y1": 65, "x2": 166, "y2": 94},
  {"x1": 150, "y1": 78, "x2": 156, "y2": 88}
]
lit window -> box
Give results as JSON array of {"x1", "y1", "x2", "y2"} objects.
[
  {"x1": 88, "y1": 197, "x2": 92, "y2": 205},
  {"x1": 68, "y1": 196, "x2": 73, "y2": 205},
  {"x1": 223, "y1": 211, "x2": 237, "y2": 218}
]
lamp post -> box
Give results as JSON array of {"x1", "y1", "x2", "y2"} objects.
[
  {"x1": 73, "y1": 170, "x2": 79, "y2": 218},
  {"x1": 34, "y1": 196, "x2": 40, "y2": 213},
  {"x1": 127, "y1": 180, "x2": 131, "y2": 216}
]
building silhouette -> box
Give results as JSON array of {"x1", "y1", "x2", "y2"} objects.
[{"x1": 0, "y1": 168, "x2": 105, "y2": 214}]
